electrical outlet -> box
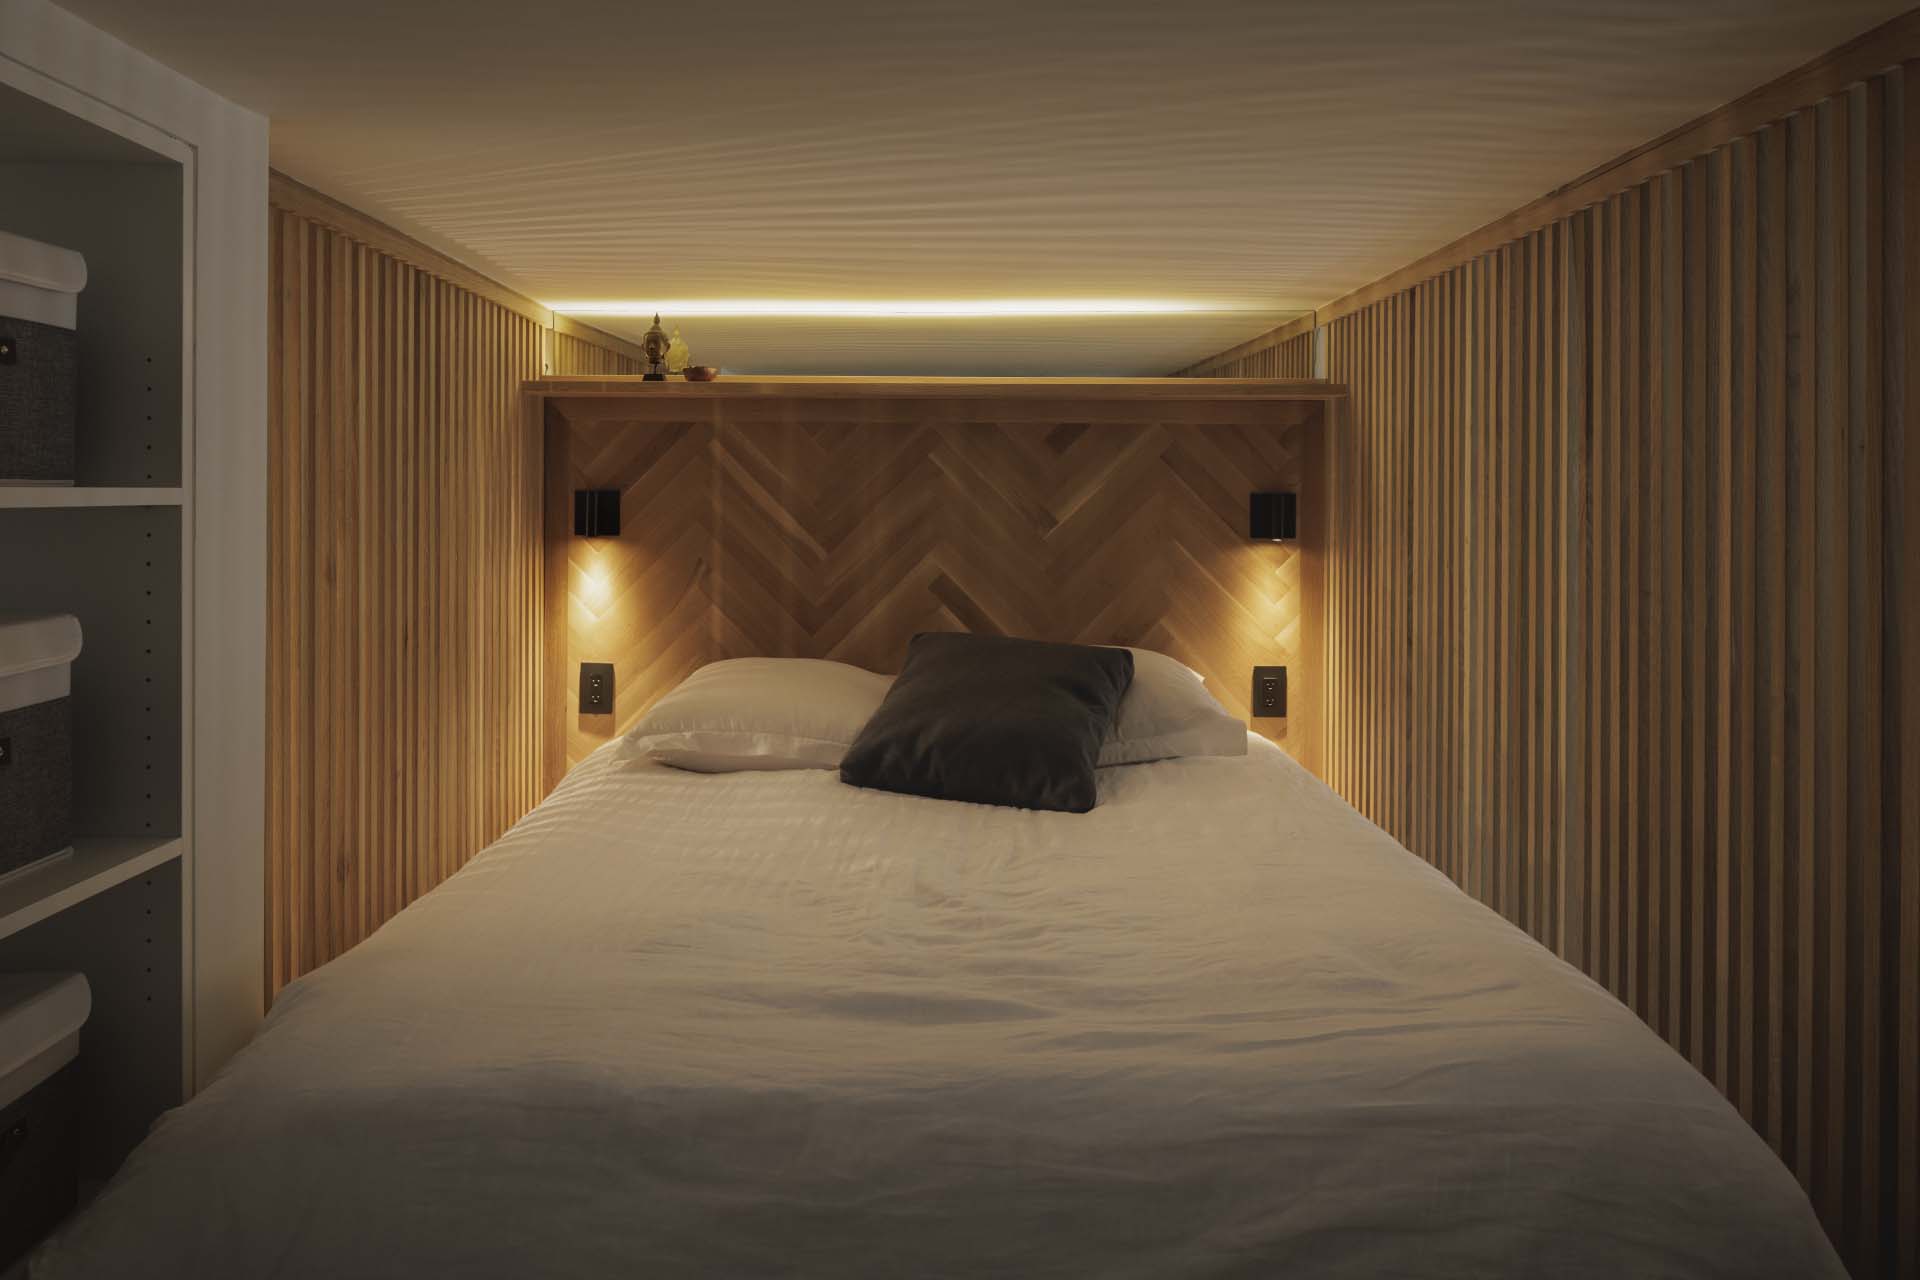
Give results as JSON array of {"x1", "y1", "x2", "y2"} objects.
[
  {"x1": 1251, "y1": 666, "x2": 1287, "y2": 718},
  {"x1": 579, "y1": 662, "x2": 615, "y2": 714}
]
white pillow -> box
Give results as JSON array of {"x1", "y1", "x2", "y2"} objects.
[
  {"x1": 627, "y1": 658, "x2": 892, "y2": 772},
  {"x1": 1098, "y1": 647, "x2": 1248, "y2": 766}
]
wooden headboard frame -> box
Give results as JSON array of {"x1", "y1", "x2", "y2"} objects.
[{"x1": 530, "y1": 376, "x2": 1343, "y2": 794}]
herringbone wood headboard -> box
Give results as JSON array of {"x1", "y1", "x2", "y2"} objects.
[{"x1": 536, "y1": 378, "x2": 1336, "y2": 791}]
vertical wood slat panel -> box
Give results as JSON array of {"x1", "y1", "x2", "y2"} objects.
[
  {"x1": 1189, "y1": 330, "x2": 1315, "y2": 381},
  {"x1": 266, "y1": 206, "x2": 638, "y2": 997},
  {"x1": 551, "y1": 329, "x2": 647, "y2": 377},
  {"x1": 1307, "y1": 64, "x2": 1917, "y2": 1280}
]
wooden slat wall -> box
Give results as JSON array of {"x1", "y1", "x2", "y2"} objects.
[
  {"x1": 1312, "y1": 65, "x2": 1917, "y2": 1279},
  {"x1": 266, "y1": 204, "x2": 637, "y2": 994},
  {"x1": 1176, "y1": 317, "x2": 1316, "y2": 380},
  {"x1": 1183, "y1": 330, "x2": 1315, "y2": 379},
  {"x1": 550, "y1": 328, "x2": 647, "y2": 376}
]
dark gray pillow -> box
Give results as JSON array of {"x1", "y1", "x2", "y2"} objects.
[{"x1": 840, "y1": 633, "x2": 1134, "y2": 813}]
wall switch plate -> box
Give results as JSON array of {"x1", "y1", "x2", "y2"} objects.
[
  {"x1": 579, "y1": 662, "x2": 615, "y2": 714},
  {"x1": 1252, "y1": 666, "x2": 1287, "y2": 718}
]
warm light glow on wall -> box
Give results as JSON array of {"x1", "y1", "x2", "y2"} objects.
[
  {"x1": 548, "y1": 299, "x2": 1241, "y2": 319},
  {"x1": 580, "y1": 561, "x2": 612, "y2": 612}
]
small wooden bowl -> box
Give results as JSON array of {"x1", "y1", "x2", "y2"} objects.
[{"x1": 682, "y1": 366, "x2": 719, "y2": 382}]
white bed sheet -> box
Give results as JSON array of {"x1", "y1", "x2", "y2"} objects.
[{"x1": 38, "y1": 737, "x2": 1842, "y2": 1278}]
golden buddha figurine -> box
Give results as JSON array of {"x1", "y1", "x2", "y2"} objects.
[{"x1": 641, "y1": 314, "x2": 671, "y2": 381}]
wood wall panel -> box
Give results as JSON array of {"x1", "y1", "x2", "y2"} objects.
[
  {"x1": 266, "y1": 203, "x2": 636, "y2": 995},
  {"x1": 547, "y1": 394, "x2": 1327, "y2": 782},
  {"x1": 1179, "y1": 322, "x2": 1315, "y2": 379},
  {"x1": 1304, "y1": 64, "x2": 1916, "y2": 1279},
  {"x1": 550, "y1": 328, "x2": 647, "y2": 376}
]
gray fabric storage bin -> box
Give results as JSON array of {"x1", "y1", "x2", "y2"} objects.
[
  {"x1": 0, "y1": 614, "x2": 82, "y2": 878},
  {"x1": 0, "y1": 973, "x2": 90, "y2": 1270},
  {"x1": 0, "y1": 228, "x2": 86, "y2": 485}
]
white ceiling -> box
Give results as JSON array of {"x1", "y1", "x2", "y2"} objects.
[{"x1": 52, "y1": 0, "x2": 1907, "y2": 374}]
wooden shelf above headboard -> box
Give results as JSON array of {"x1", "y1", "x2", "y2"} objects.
[
  {"x1": 524, "y1": 375, "x2": 1349, "y2": 401},
  {"x1": 531, "y1": 376, "x2": 1346, "y2": 793}
]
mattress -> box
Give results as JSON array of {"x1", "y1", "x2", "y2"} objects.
[{"x1": 37, "y1": 737, "x2": 1842, "y2": 1278}]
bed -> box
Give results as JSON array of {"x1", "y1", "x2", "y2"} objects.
[{"x1": 33, "y1": 717, "x2": 1841, "y2": 1278}]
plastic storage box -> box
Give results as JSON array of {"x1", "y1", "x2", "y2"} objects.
[
  {"x1": 0, "y1": 227, "x2": 87, "y2": 485},
  {"x1": 0, "y1": 613, "x2": 83, "y2": 879},
  {"x1": 0, "y1": 972, "x2": 91, "y2": 1269}
]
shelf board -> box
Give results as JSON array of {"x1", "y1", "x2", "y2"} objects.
[
  {"x1": 0, "y1": 486, "x2": 183, "y2": 509},
  {"x1": 0, "y1": 836, "x2": 183, "y2": 941},
  {"x1": 522, "y1": 375, "x2": 1350, "y2": 402}
]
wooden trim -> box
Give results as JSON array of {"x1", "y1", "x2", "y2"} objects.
[
  {"x1": 1318, "y1": 9, "x2": 1920, "y2": 324},
  {"x1": 1898, "y1": 53, "x2": 1920, "y2": 1280},
  {"x1": 523, "y1": 374, "x2": 1347, "y2": 401},
  {"x1": 267, "y1": 170, "x2": 553, "y2": 328},
  {"x1": 1174, "y1": 312, "x2": 1318, "y2": 376}
]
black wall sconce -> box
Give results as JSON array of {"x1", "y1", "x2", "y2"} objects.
[
  {"x1": 1249, "y1": 492, "x2": 1298, "y2": 542},
  {"x1": 574, "y1": 490, "x2": 621, "y2": 538}
]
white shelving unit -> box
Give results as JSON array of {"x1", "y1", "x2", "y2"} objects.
[
  {"x1": 0, "y1": 486, "x2": 183, "y2": 509},
  {"x1": 0, "y1": 0, "x2": 267, "y2": 1195},
  {"x1": 0, "y1": 64, "x2": 192, "y2": 1181},
  {"x1": 0, "y1": 837, "x2": 184, "y2": 941}
]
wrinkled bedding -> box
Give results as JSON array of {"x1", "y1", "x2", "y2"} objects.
[{"x1": 39, "y1": 736, "x2": 1842, "y2": 1278}]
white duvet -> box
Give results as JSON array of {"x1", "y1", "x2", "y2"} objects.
[{"x1": 40, "y1": 738, "x2": 1841, "y2": 1278}]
